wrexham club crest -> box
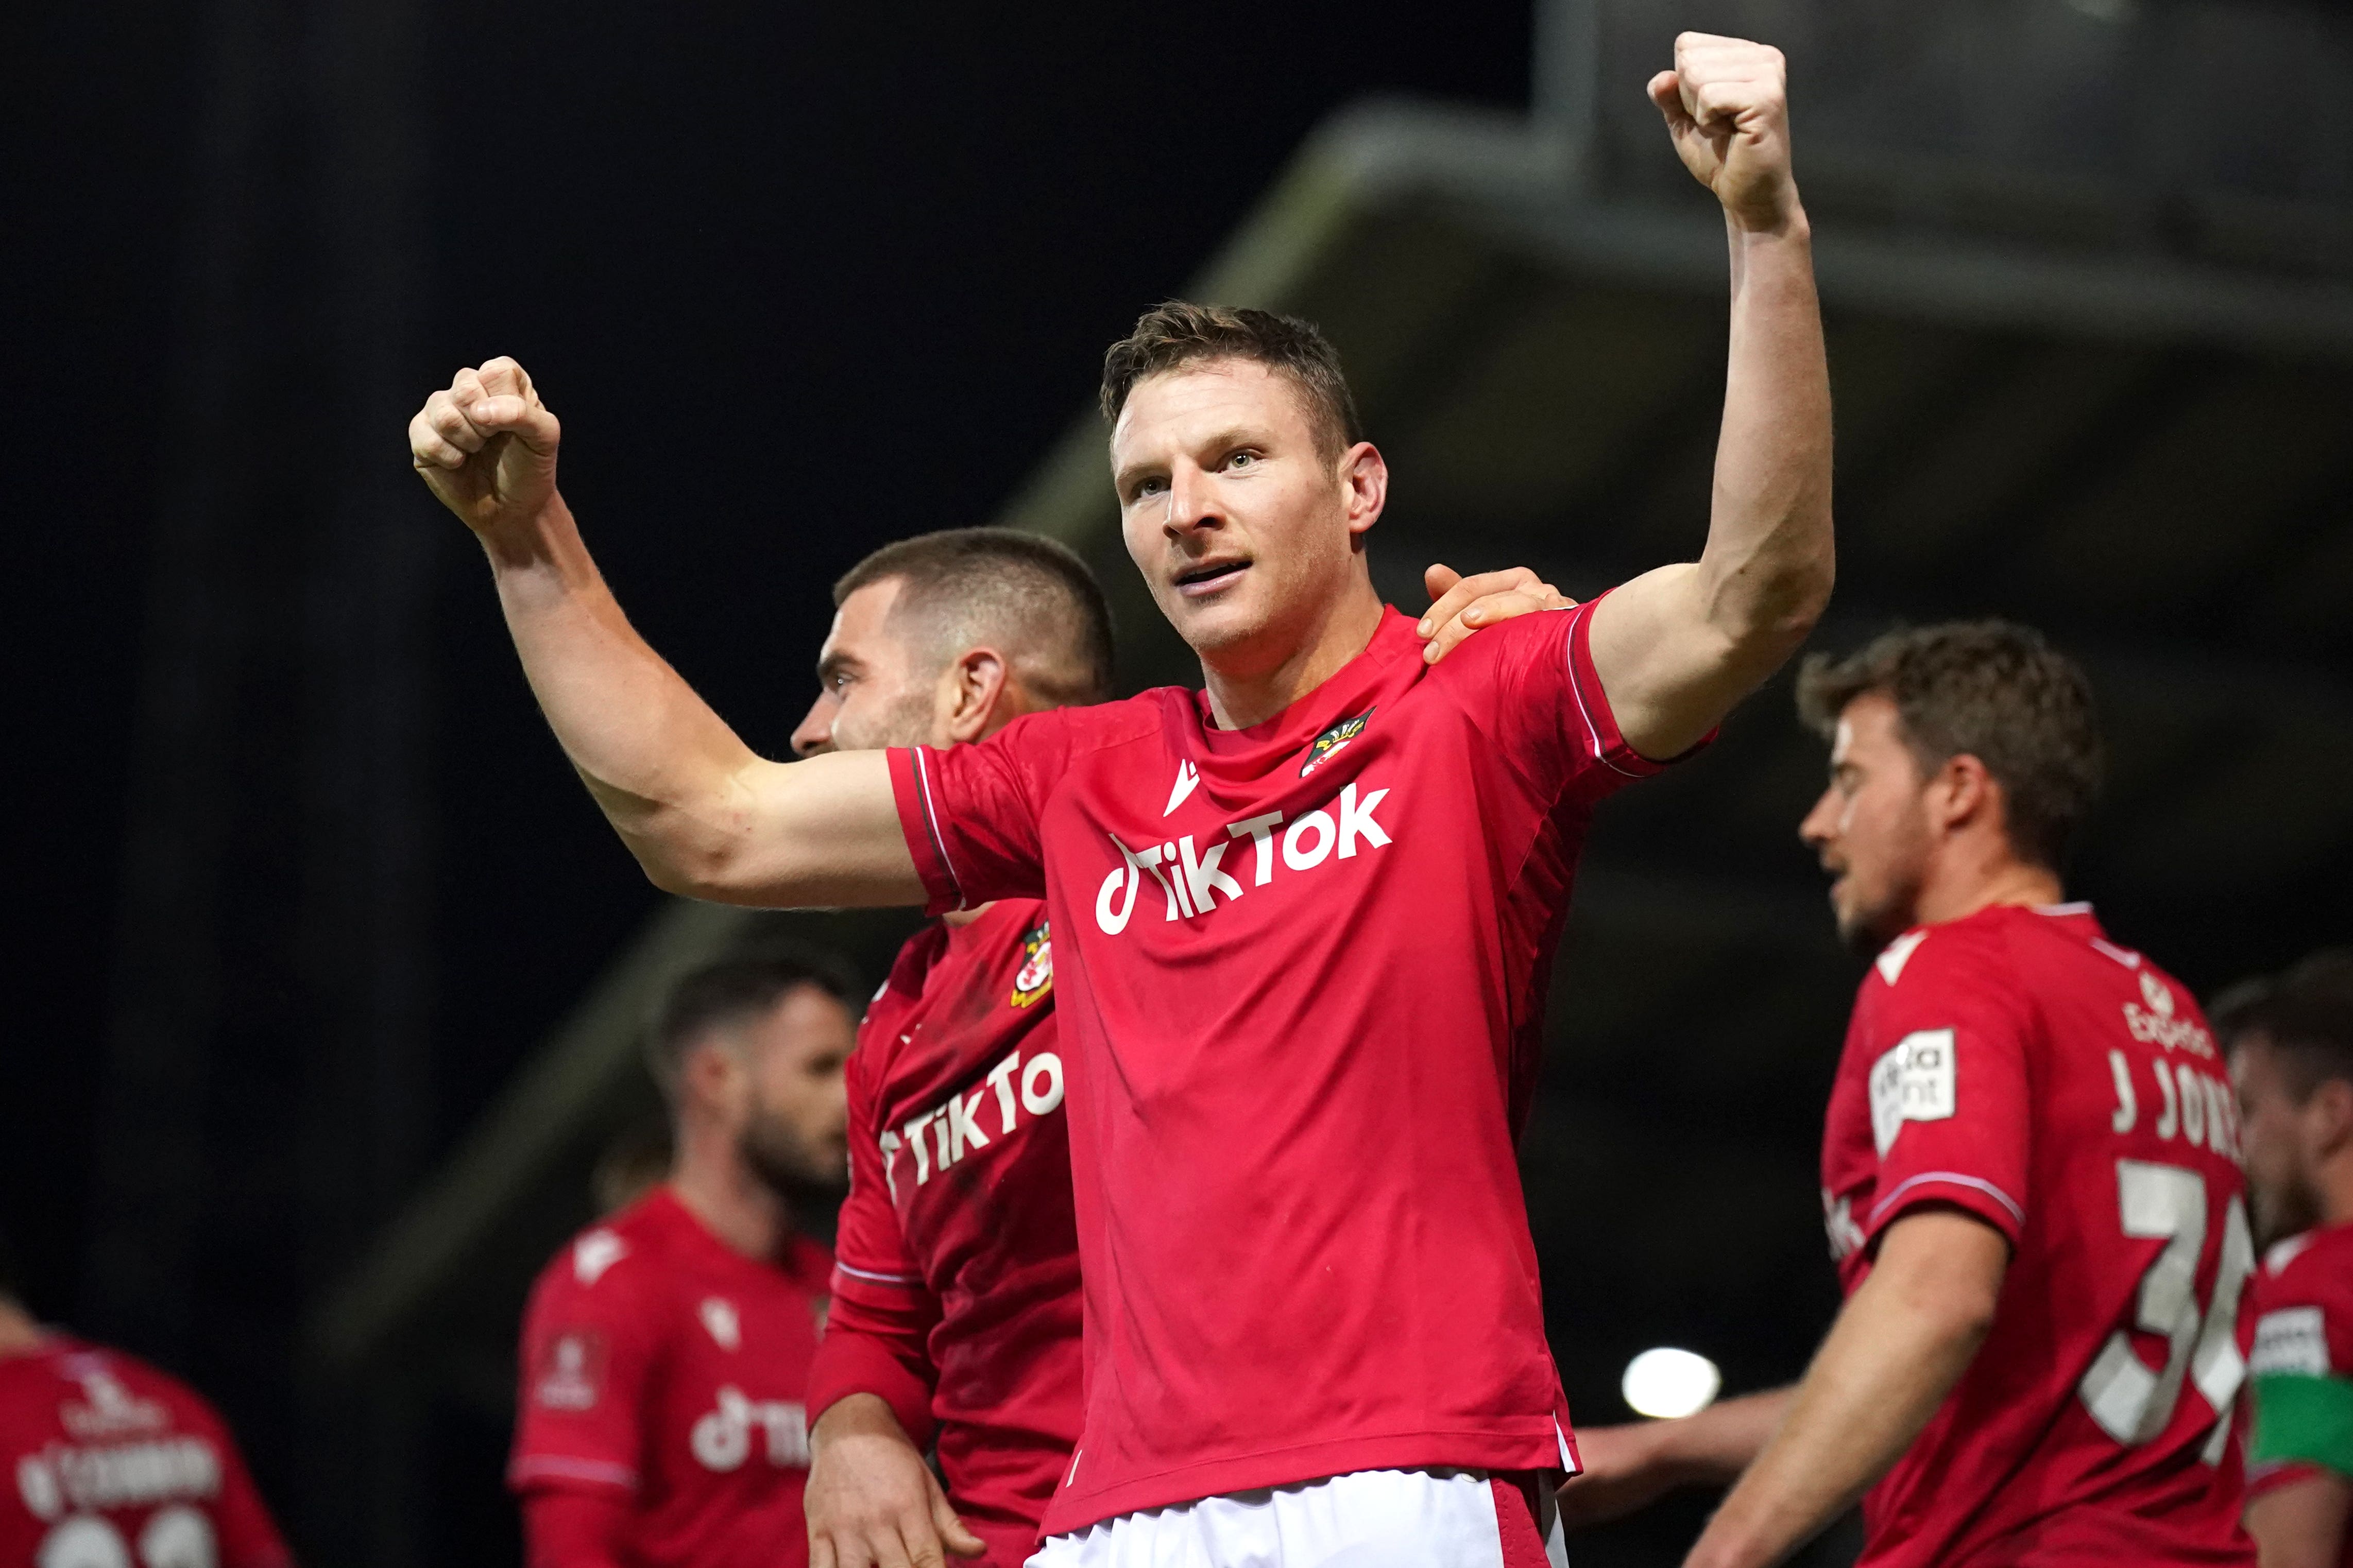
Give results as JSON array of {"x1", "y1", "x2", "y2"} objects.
[
  {"x1": 1300, "y1": 709, "x2": 1374, "y2": 777},
  {"x1": 1009, "y1": 918, "x2": 1053, "y2": 1008}
]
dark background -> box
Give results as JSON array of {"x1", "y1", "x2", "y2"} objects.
[{"x1": 13, "y1": 0, "x2": 2351, "y2": 1563}]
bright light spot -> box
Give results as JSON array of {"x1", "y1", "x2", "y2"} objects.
[{"x1": 1622, "y1": 1347, "x2": 1721, "y2": 1419}]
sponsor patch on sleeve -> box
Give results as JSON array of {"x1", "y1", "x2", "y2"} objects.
[
  {"x1": 1869, "y1": 1028, "x2": 1957, "y2": 1157},
  {"x1": 2253, "y1": 1307, "x2": 2333, "y2": 1378},
  {"x1": 534, "y1": 1330, "x2": 607, "y2": 1411}
]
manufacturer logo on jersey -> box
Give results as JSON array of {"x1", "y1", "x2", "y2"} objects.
[
  {"x1": 1299, "y1": 709, "x2": 1374, "y2": 777},
  {"x1": 700, "y1": 1297, "x2": 741, "y2": 1351},
  {"x1": 1010, "y1": 918, "x2": 1053, "y2": 1008},
  {"x1": 533, "y1": 1331, "x2": 606, "y2": 1411},
  {"x1": 1163, "y1": 761, "x2": 1200, "y2": 816},
  {"x1": 1873, "y1": 931, "x2": 1928, "y2": 987},
  {"x1": 573, "y1": 1229, "x2": 628, "y2": 1285},
  {"x1": 691, "y1": 1387, "x2": 809, "y2": 1472}
]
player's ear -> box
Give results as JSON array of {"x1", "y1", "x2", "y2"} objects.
[
  {"x1": 940, "y1": 647, "x2": 1011, "y2": 745},
  {"x1": 1341, "y1": 442, "x2": 1387, "y2": 539},
  {"x1": 1933, "y1": 753, "x2": 1998, "y2": 837},
  {"x1": 2308, "y1": 1077, "x2": 2353, "y2": 1159}
]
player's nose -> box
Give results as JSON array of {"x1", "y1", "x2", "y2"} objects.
[
  {"x1": 1163, "y1": 462, "x2": 1224, "y2": 537},
  {"x1": 1797, "y1": 787, "x2": 1837, "y2": 848},
  {"x1": 789, "y1": 693, "x2": 836, "y2": 757}
]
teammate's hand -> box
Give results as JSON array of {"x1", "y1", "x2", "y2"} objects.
[
  {"x1": 1647, "y1": 34, "x2": 1800, "y2": 233},
  {"x1": 1554, "y1": 1421, "x2": 1685, "y2": 1531},
  {"x1": 408, "y1": 357, "x2": 562, "y2": 538},
  {"x1": 807, "y1": 1396, "x2": 985, "y2": 1568},
  {"x1": 1417, "y1": 562, "x2": 1576, "y2": 664}
]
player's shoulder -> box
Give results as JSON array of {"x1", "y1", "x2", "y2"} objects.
[
  {"x1": 1859, "y1": 909, "x2": 2018, "y2": 996},
  {"x1": 2258, "y1": 1224, "x2": 2353, "y2": 1303},
  {"x1": 1004, "y1": 692, "x2": 1169, "y2": 753},
  {"x1": 531, "y1": 1192, "x2": 680, "y2": 1307},
  {"x1": 1423, "y1": 603, "x2": 1579, "y2": 690},
  {"x1": 19, "y1": 1337, "x2": 228, "y2": 1437}
]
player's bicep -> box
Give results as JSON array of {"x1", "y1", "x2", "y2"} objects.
[
  {"x1": 1587, "y1": 562, "x2": 1781, "y2": 762},
  {"x1": 2247, "y1": 1468, "x2": 2353, "y2": 1568},
  {"x1": 674, "y1": 749, "x2": 924, "y2": 908}
]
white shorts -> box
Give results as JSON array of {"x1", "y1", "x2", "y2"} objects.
[{"x1": 1025, "y1": 1468, "x2": 1568, "y2": 1568}]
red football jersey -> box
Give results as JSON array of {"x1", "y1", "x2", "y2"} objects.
[
  {"x1": 509, "y1": 1187, "x2": 833, "y2": 1568},
  {"x1": 807, "y1": 897, "x2": 1082, "y2": 1564},
  {"x1": 0, "y1": 1336, "x2": 291, "y2": 1568},
  {"x1": 2243, "y1": 1220, "x2": 2353, "y2": 1560},
  {"x1": 1820, "y1": 903, "x2": 2255, "y2": 1566},
  {"x1": 888, "y1": 604, "x2": 1670, "y2": 1530}
]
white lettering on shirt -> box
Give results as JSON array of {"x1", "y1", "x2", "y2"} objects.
[
  {"x1": 888, "y1": 1049, "x2": 1066, "y2": 1190},
  {"x1": 1095, "y1": 784, "x2": 1396, "y2": 936},
  {"x1": 691, "y1": 1386, "x2": 809, "y2": 1472},
  {"x1": 2108, "y1": 1049, "x2": 2137, "y2": 1134},
  {"x1": 1869, "y1": 1029, "x2": 1957, "y2": 1156},
  {"x1": 2133, "y1": 1057, "x2": 2240, "y2": 1159},
  {"x1": 2250, "y1": 1307, "x2": 2331, "y2": 1377},
  {"x1": 12, "y1": 1437, "x2": 220, "y2": 1520}
]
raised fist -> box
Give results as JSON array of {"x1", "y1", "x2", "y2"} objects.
[
  {"x1": 1648, "y1": 34, "x2": 1800, "y2": 233},
  {"x1": 408, "y1": 357, "x2": 561, "y2": 537}
]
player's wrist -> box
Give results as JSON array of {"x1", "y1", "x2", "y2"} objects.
[
  {"x1": 1724, "y1": 192, "x2": 1809, "y2": 242},
  {"x1": 811, "y1": 1391, "x2": 915, "y2": 1456}
]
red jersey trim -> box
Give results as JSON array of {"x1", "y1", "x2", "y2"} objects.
[
  {"x1": 1042, "y1": 1423, "x2": 1561, "y2": 1535},
  {"x1": 888, "y1": 747, "x2": 966, "y2": 915},
  {"x1": 1865, "y1": 1170, "x2": 2026, "y2": 1244},
  {"x1": 509, "y1": 1453, "x2": 639, "y2": 1492}
]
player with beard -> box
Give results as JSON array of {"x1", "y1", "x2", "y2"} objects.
[
  {"x1": 510, "y1": 943, "x2": 855, "y2": 1568},
  {"x1": 788, "y1": 532, "x2": 1565, "y2": 1568},
  {"x1": 415, "y1": 33, "x2": 1830, "y2": 1562},
  {"x1": 1557, "y1": 621, "x2": 2254, "y2": 1568},
  {"x1": 2221, "y1": 952, "x2": 2353, "y2": 1568}
]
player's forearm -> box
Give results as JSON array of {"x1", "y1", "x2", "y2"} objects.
[
  {"x1": 1697, "y1": 211, "x2": 1833, "y2": 671},
  {"x1": 1686, "y1": 1220, "x2": 1999, "y2": 1568},
  {"x1": 2249, "y1": 1476, "x2": 2353, "y2": 1568},
  {"x1": 1645, "y1": 1387, "x2": 1795, "y2": 1487},
  {"x1": 476, "y1": 494, "x2": 788, "y2": 897}
]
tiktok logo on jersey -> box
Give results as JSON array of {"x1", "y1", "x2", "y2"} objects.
[
  {"x1": 880, "y1": 1046, "x2": 1065, "y2": 1199},
  {"x1": 1095, "y1": 782, "x2": 1393, "y2": 935},
  {"x1": 690, "y1": 1386, "x2": 809, "y2": 1472}
]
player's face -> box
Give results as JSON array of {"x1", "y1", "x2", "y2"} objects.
[
  {"x1": 1799, "y1": 693, "x2": 1935, "y2": 954},
  {"x1": 1112, "y1": 359, "x2": 1378, "y2": 668},
  {"x1": 727, "y1": 984, "x2": 853, "y2": 1198},
  {"x1": 792, "y1": 578, "x2": 944, "y2": 756},
  {"x1": 2233, "y1": 1035, "x2": 2324, "y2": 1247}
]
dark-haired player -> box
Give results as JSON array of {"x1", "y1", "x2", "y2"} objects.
[
  {"x1": 796, "y1": 533, "x2": 1567, "y2": 1568},
  {"x1": 415, "y1": 33, "x2": 1830, "y2": 1562},
  {"x1": 509, "y1": 945, "x2": 854, "y2": 1568},
  {"x1": 2223, "y1": 952, "x2": 2353, "y2": 1567},
  {"x1": 0, "y1": 1234, "x2": 293, "y2": 1568},
  {"x1": 1561, "y1": 622, "x2": 2254, "y2": 1568}
]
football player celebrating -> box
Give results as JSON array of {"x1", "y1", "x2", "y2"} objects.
[
  {"x1": 1559, "y1": 622, "x2": 2255, "y2": 1568},
  {"x1": 792, "y1": 535, "x2": 1568, "y2": 1568},
  {"x1": 510, "y1": 944, "x2": 854, "y2": 1568},
  {"x1": 2223, "y1": 952, "x2": 2353, "y2": 1568},
  {"x1": 414, "y1": 32, "x2": 1831, "y2": 1562},
  {"x1": 0, "y1": 1232, "x2": 293, "y2": 1568}
]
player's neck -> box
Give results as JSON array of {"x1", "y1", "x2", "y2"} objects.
[
  {"x1": 2313, "y1": 1157, "x2": 2353, "y2": 1231},
  {"x1": 1198, "y1": 580, "x2": 1385, "y2": 731},
  {"x1": 0, "y1": 1303, "x2": 45, "y2": 1359},
  {"x1": 1912, "y1": 840, "x2": 2065, "y2": 929},
  {"x1": 667, "y1": 1152, "x2": 794, "y2": 1263}
]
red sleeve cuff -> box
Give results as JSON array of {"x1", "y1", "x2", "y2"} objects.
[
  {"x1": 1863, "y1": 1170, "x2": 2026, "y2": 1250},
  {"x1": 888, "y1": 748, "x2": 967, "y2": 916},
  {"x1": 1564, "y1": 596, "x2": 1714, "y2": 781},
  {"x1": 808, "y1": 1287, "x2": 939, "y2": 1447},
  {"x1": 508, "y1": 1452, "x2": 640, "y2": 1495}
]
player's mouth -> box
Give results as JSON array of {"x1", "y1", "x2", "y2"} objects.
[{"x1": 1172, "y1": 558, "x2": 1250, "y2": 599}]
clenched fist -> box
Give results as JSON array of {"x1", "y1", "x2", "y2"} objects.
[
  {"x1": 409, "y1": 356, "x2": 562, "y2": 538},
  {"x1": 1649, "y1": 34, "x2": 1801, "y2": 233}
]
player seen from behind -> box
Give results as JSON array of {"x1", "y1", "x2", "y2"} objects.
[
  {"x1": 2223, "y1": 952, "x2": 2353, "y2": 1568},
  {"x1": 413, "y1": 32, "x2": 1831, "y2": 1563},
  {"x1": 1561, "y1": 622, "x2": 2255, "y2": 1568},
  {"x1": 0, "y1": 1231, "x2": 293, "y2": 1568},
  {"x1": 509, "y1": 943, "x2": 853, "y2": 1568}
]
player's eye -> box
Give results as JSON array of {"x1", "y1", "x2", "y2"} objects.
[
  {"x1": 1132, "y1": 476, "x2": 1168, "y2": 500},
  {"x1": 1224, "y1": 450, "x2": 1258, "y2": 471}
]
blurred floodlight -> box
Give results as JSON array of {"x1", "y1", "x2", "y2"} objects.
[{"x1": 1622, "y1": 1347, "x2": 1721, "y2": 1419}]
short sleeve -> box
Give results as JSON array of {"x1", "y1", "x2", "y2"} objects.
[
  {"x1": 1447, "y1": 596, "x2": 1700, "y2": 808},
  {"x1": 889, "y1": 709, "x2": 1076, "y2": 915},
  {"x1": 1855, "y1": 932, "x2": 2035, "y2": 1250},
  {"x1": 808, "y1": 1040, "x2": 942, "y2": 1443},
  {"x1": 2249, "y1": 1272, "x2": 2353, "y2": 1480},
  {"x1": 508, "y1": 1242, "x2": 660, "y2": 1496}
]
